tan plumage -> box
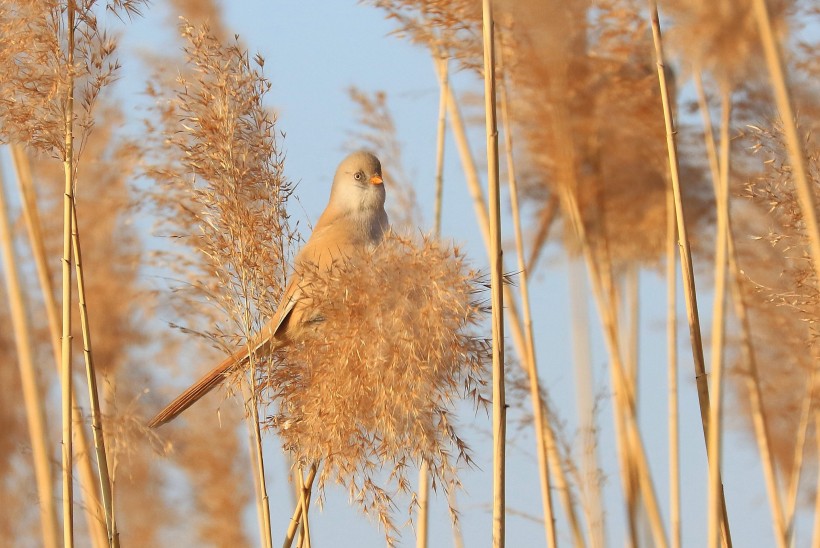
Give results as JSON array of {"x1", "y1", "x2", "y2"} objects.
[{"x1": 148, "y1": 151, "x2": 389, "y2": 428}]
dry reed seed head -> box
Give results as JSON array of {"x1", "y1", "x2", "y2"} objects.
[
  {"x1": 264, "y1": 232, "x2": 489, "y2": 542},
  {"x1": 732, "y1": 124, "x2": 820, "y2": 468},
  {"x1": 142, "y1": 20, "x2": 294, "y2": 351},
  {"x1": 662, "y1": 0, "x2": 791, "y2": 87},
  {"x1": 508, "y1": 0, "x2": 712, "y2": 269},
  {"x1": 0, "y1": 0, "x2": 136, "y2": 157}
]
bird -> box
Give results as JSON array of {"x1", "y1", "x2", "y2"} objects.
[{"x1": 148, "y1": 151, "x2": 389, "y2": 428}]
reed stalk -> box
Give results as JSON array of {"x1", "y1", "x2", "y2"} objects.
[
  {"x1": 481, "y1": 2, "x2": 506, "y2": 544},
  {"x1": 692, "y1": 73, "x2": 786, "y2": 547},
  {"x1": 561, "y1": 187, "x2": 668, "y2": 548},
  {"x1": 10, "y1": 145, "x2": 109, "y2": 548},
  {"x1": 568, "y1": 260, "x2": 605, "y2": 548},
  {"x1": 283, "y1": 464, "x2": 317, "y2": 548},
  {"x1": 70, "y1": 200, "x2": 118, "y2": 546},
  {"x1": 243, "y1": 380, "x2": 273, "y2": 548},
  {"x1": 707, "y1": 89, "x2": 731, "y2": 548},
  {"x1": 415, "y1": 464, "x2": 429, "y2": 548},
  {"x1": 436, "y1": 56, "x2": 586, "y2": 547},
  {"x1": 61, "y1": 1, "x2": 77, "y2": 544},
  {"x1": 783, "y1": 366, "x2": 817, "y2": 542},
  {"x1": 0, "y1": 157, "x2": 60, "y2": 548},
  {"x1": 499, "y1": 48, "x2": 557, "y2": 548},
  {"x1": 666, "y1": 162, "x2": 680, "y2": 548},
  {"x1": 647, "y1": 3, "x2": 732, "y2": 544},
  {"x1": 812, "y1": 413, "x2": 820, "y2": 548}
]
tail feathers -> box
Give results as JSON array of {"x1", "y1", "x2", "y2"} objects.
[{"x1": 148, "y1": 350, "x2": 246, "y2": 428}]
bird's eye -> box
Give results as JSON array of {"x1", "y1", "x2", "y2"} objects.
[{"x1": 354, "y1": 171, "x2": 363, "y2": 181}]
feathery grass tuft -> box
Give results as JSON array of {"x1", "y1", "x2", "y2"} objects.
[{"x1": 264, "y1": 232, "x2": 489, "y2": 544}]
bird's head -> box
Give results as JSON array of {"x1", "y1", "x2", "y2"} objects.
[{"x1": 329, "y1": 150, "x2": 386, "y2": 213}]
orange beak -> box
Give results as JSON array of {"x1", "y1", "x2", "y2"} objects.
[{"x1": 370, "y1": 174, "x2": 383, "y2": 185}]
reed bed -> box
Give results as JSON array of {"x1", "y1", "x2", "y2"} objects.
[{"x1": 0, "y1": 0, "x2": 817, "y2": 546}]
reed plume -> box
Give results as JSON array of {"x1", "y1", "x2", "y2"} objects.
[{"x1": 265, "y1": 232, "x2": 489, "y2": 544}]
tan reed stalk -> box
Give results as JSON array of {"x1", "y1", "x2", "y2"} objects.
[
  {"x1": 69, "y1": 200, "x2": 119, "y2": 547},
  {"x1": 526, "y1": 194, "x2": 559, "y2": 273},
  {"x1": 242, "y1": 380, "x2": 273, "y2": 548},
  {"x1": 812, "y1": 413, "x2": 820, "y2": 548},
  {"x1": 481, "y1": 2, "x2": 506, "y2": 544},
  {"x1": 625, "y1": 267, "x2": 640, "y2": 395},
  {"x1": 283, "y1": 464, "x2": 317, "y2": 548},
  {"x1": 415, "y1": 51, "x2": 449, "y2": 548},
  {"x1": 10, "y1": 146, "x2": 109, "y2": 548},
  {"x1": 437, "y1": 61, "x2": 586, "y2": 545},
  {"x1": 447, "y1": 487, "x2": 465, "y2": 548},
  {"x1": 0, "y1": 159, "x2": 60, "y2": 548},
  {"x1": 751, "y1": 0, "x2": 820, "y2": 288},
  {"x1": 296, "y1": 467, "x2": 312, "y2": 548},
  {"x1": 647, "y1": 4, "x2": 732, "y2": 545},
  {"x1": 561, "y1": 187, "x2": 668, "y2": 548},
  {"x1": 62, "y1": 2, "x2": 77, "y2": 544},
  {"x1": 433, "y1": 52, "x2": 448, "y2": 238},
  {"x1": 692, "y1": 73, "x2": 786, "y2": 547},
  {"x1": 416, "y1": 464, "x2": 429, "y2": 548},
  {"x1": 498, "y1": 50, "x2": 557, "y2": 548},
  {"x1": 707, "y1": 89, "x2": 732, "y2": 548},
  {"x1": 783, "y1": 366, "x2": 817, "y2": 542},
  {"x1": 568, "y1": 260, "x2": 605, "y2": 548},
  {"x1": 666, "y1": 162, "x2": 680, "y2": 548}
]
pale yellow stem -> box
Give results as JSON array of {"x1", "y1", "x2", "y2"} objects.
[
  {"x1": 648, "y1": 3, "x2": 731, "y2": 544},
  {"x1": 11, "y1": 146, "x2": 108, "y2": 548},
  {"x1": 0, "y1": 156, "x2": 60, "y2": 548},
  {"x1": 481, "y1": 2, "x2": 506, "y2": 545},
  {"x1": 62, "y1": 2, "x2": 77, "y2": 544},
  {"x1": 667, "y1": 166, "x2": 680, "y2": 548}
]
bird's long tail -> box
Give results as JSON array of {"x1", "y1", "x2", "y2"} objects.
[{"x1": 148, "y1": 347, "x2": 251, "y2": 428}]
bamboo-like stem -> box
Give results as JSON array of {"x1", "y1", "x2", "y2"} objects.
[
  {"x1": 783, "y1": 366, "x2": 816, "y2": 542},
  {"x1": 526, "y1": 194, "x2": 559, "y2": 274},
  {"x1": 751, "y1": 0, "x2": 820, "y2": 287},
  {"x1": 647, "y1": 4, "x2": 732, "y2": 545},
  {"x1": 62, "y1": 2, "x2": 77, "y2": 544},
  {"x1": 414, "y1": 50, "x2": 449, "y2": 548},
  {"x1": 10, "y1": 146, "x2": 109, "y2": 548},
  {"x1": 433, "y1": 52, "x2": 448, "y2": 239},
  {"x1": 438, "y1": 61, "x2": 586, "y2": 545},
  {"x1": 70, "y1": 200, "x2": 118, "y2": 547},
  {"x1": 693, "y1": 73, "x2": 787, "y2": 547},
  {"x1": 666, "y1": 163, "x2": 680, "y2": 548},
  {"x1": 296, "y1": 466, "x2": 312, "y2": 548},
  {"x1": 812, "y1": 413, "x2": 820, "y2": 548},
  {"x1": 416, "y1": 464, "x2": 430, "y2": 548},
  {"x1": 0, "y1": 157, "x2": 60, "y2": 548},
  {"x1": 283, "y1": 464, "x2": 317, "y2": 548},
  {"x1": 561, "y1": 187, "x2": 668, "y2": 548},
  {"x1": 568, "y1": 260, "x2": 605, "y2": 548},
  {"x1": 481, "y1": 2, "x2": 506, "y2": 545},
  {"x1": 707, "y1": 88, "x2": 732, "y2": 548},
  {"x1": 243, "y1": 379, "x2": 273, "y2": 548},
  {"x1": 498, "y1": 49, "x2": 557, "y2": 548},
  {"x1": 446, "y1": 488, "x2": 465, "y2": 548}
]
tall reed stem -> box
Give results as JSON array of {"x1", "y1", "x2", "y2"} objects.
[
  {"x1": 481, "y1": 2, "x2": 506, "y2": 544},
  {"x1": 666, "y1": 162, "x2": 680, "y2": 548},
  {"x1": 647, "y1": 3, "x2": 732, "y2": 544},
  {"x1": 11, "y1": 146, "x2": 109, "y2": 548},
  {"x1": 692, "y1": 73, "x2": 786, "y2": 547},
  {"x1": 62, "y1": 2, "x2": 77, "y2": 544},
  {"x1": 498, "y1": 47, "x2": 557, "y2": 548},
  {"x1": 707, "y1": 88, "x2": 731, "y2": 548},
  {"x1": 0, "y1": 157, "x2": 60, "y2": 548},
  {"x1": 436, "y1": 60, "x2": 586, "y2": 546},
  {"x1": 70, "y1": 200, "x2": 119, "y2": 547}
]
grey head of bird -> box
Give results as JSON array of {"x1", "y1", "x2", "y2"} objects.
[{"x1": 326, "y1": 150, "x2": 389, "y2": 241}]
